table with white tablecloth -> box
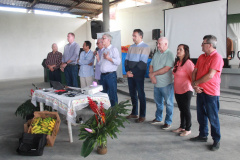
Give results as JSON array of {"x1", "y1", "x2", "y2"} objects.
[{"x1": 31, "y1": 89, "x2": 110, "y2": 142}]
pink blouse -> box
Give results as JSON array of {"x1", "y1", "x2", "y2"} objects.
[{"x1": 173, "y1": 59, "x2": 194, "y2": 94}]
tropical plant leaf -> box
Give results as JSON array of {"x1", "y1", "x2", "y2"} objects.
[{"x1": 81, "y1": 137, "x2": 96, "y2": 158}]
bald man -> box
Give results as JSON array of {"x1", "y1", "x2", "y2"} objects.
[
  {"x1": 45, "y1": 43, "x2": 62, "y2": 87},
  {"x1": 149, "y1": 37, "x2": 175, "y2": 130}
]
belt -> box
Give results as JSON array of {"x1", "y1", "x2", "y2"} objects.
[
  {"x1": 67, "y1": 63, "x2": 76, "y2": 66},
  {"x1": 101, "y1": 71, "x2": 115, "y2": 75}
]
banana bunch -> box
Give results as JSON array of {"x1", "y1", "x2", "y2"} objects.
[{"x1": 31, "y1": 117, "x2": 56, "y2": 135}]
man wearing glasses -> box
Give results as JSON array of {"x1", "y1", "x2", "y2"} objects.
[
  {"x1": 95, "y1": 33, "x2": 121, "y2": 107},
  {"x1": 149, "y1": 37, "x2": 175, "y2": 130},
  {"x1": 190, "y1": 35, "x2": 224, "y2": 151}
]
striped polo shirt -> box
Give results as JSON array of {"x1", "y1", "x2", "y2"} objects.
[{"x1": 125, "y1": 41, "x2": 150, "y2": 78}]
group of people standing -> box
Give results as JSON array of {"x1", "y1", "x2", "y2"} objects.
[
  {"x1": 46, "y1": 30, "x2": 223, "y2": 151},
  {"x1": 45, "y1": 32, "x2": 121, "y2": 107},
  {"x1": 125, "y1": 30, "x2": 223, "y2": 151}
]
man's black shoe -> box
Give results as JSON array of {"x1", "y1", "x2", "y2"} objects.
[
  {"x1": 190, "y1": 136, "x2": 208, "y2": 142},
  {"x1": 211, "y1": 141, "x2": 220, "y2": 151}
]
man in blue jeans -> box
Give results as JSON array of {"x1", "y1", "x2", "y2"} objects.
[
  {"x1": 125, "y1": 29, "x2": 150, "y2": 123},
  {"x1": 191, "y1": 35, "x2": 224, "y2": 151},
  {"x1": 60, "y1": 32, "x2": 80, "y2": 87},
  {"x1": 95, "y1": 33, "x2": 121, "y2": 107},
  {"x1": 149, "y1": 37, "x2": 175, "y2": 129}
]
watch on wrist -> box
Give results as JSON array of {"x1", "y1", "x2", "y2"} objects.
[{"x1": 193, "y1": 81, "x2": 196, "y2": 86}]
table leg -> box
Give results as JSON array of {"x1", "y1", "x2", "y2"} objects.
[
  {"x1": 68, "y1": 121, "x2": 73, "y2": 143},
  {"x1": 40, "y1": 102, "x2": 44, "y2": 111}
]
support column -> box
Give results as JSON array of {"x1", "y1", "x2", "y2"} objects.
[{"x1": 102, "y1": 0, "x2": 110, "y2": 32}]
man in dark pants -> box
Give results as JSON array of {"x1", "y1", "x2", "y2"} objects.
[
  {"x1": 45, "y1": 43, "x2": 62, "y2": 87},
  {"x1": 95, "y1": 33, "x2": 121, "y2": 107},
  {"x1": 125, "y1": 29, "x2": 150, "y2": 123},
  {"x1": 190, "y1": 35, "x2": 224, "y2": 151},
  {"x1": 60, "y1": 32, "x2": 80, "y2": 87}
]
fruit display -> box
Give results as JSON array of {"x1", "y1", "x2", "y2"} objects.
[{"x1": 31, "y1": 117, "x2": 56, "y2": 135}]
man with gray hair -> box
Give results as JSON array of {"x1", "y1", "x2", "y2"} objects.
[
  {"x1": 96, "y1": 33, "x2": 121, "y2": 107},
  {"x1": 190, "y1": 35, "x2": 224, "y2": 151},
  {"x1": 149, "y1": 37, "x2": 175, "y2": 130},
  {"x1": 45, "y1": 43, "x2": 62, "y2": 87}
]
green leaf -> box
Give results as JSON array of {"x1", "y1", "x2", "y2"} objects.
[{"x1": 81, "y1": 137, "x2": 96, "y2": 158}]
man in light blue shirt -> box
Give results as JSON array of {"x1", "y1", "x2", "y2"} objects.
[
  {"x1": 60, "y1": 32, "x2": 80, "y2": 87},
  {"x1": 149, "y1": 37, "x2": 175, "y2": 130},
  {"x1": 96, "y1": 33, "x2": 121, "y2": 107},
  {"x1": 78, "y1": 41, "x2": 94, "y2": 88}
]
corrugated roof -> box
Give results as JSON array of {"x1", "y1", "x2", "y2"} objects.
[{"x1": 0, "y1": 0, "x2": 127, "y2": 18}]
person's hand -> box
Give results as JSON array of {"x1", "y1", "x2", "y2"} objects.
[
  {"x1": 103, "y1": 52, "x2": 110, "y2": 61},
  {"x1": 150, "y1": 76, "x2": 157, "y2": 84},
  {"x1": 193, "y1": 86, "x2": 203, "y2": 93},
  {"x1": 127, "y1": 71, "x2": 133, "y2": 78},
  {"x1": 61, "y1": 63, "x2": 67, "y2": 68},
  {"x1": 88, "y1": 62, "x2": 93, "y2": 66},
  {"x1": 60, "y1": 67, "x2": 64, "y2": 72},
  {"x1": 77, "y1": 59, "x2": 79, "y2": 64},
  {"x1": 95, "y1": 52, "x2": 100, "y2": 62},
  {"x1": 50, "y1": 67, "x2": 54, "y2": 72}
]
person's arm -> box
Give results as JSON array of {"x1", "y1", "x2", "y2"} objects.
[
  {"x1": 104, "y1": 48, "x2": 121, "y2": 65},
  {"x1": 193, "y1": 68, "x2": 217, "y2": 86},
  {"x1": 55, "y1": 52, "x2": 62, "y2": 69},
  {"x1": 79, "y1": 52, "x2": 94, "y2": 65},
  {"x1": 149, "y1": 65, "x2": 157, "y2": 84},
  {"x1": 151, "y1": 66, "x2": 172, "y2": 76},
  {"x1": 191, "y1": 68, "x2": 203, "y2": 93},
  {"x1": 68, "y1": 43, "x2": 80, "y2": 64}
]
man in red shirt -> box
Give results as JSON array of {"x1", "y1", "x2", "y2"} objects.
[{"x1": 190, "y1": 35, "x2": 224, "y2": 151}]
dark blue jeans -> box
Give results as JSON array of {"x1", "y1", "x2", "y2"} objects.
[
  {"x1": 197, "y1": 92, "x2": 221, "y2": 142},
  {"x1": 100, "y1": 72, "x2": 118, "y2": 107},
  {"x1": 64, "y1": 65, "x2": 79, "y2": 87},
  {"x1": 49, "y1": 69, "x2": 62, "y2": 87},
  {"x1": 128, "y1": 77, "x2": 146, "y2": 118}
]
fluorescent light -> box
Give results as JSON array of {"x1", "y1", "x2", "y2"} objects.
[
  {"x1": 0, "y1": 6, "x2": 27, "y2": 13},
  {"x1": 34, "y1": 10, "x2": 81, "y2": 18}
]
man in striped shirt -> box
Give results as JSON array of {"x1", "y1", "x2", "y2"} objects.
[
  {"x1": 125, "y1": 29, "x2": 150, "y2": 123},
  {"x1": 45, "y1": 43, "x2": 62, "y2": 87}
]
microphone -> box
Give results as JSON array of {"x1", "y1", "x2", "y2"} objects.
[{"x1": 94, "y1": 47, "x2": 99, "y2": 55}]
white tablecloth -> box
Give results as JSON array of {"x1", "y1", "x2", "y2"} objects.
[{"x1": 31, "y1": 89, "x2": 111, "y2": 124}]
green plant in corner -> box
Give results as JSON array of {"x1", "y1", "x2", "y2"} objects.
[
  {"x1": 79, "y1": 97, "x2": 130, "y2": 157},
  {"x1": 15, "y1": 99, "x2": 52, "y2": 120}
]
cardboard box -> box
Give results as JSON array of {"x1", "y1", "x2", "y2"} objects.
[
  {"x1": 24, "y1": 119, "x2": 32, "y2": 133},
  {"x1": 27, "y1": 111, "x2": 61, "y2": 147}
]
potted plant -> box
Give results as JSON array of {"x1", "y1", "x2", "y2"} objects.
[{"x1": 79, "y1": 97, "x2": 130, "y2": 157}]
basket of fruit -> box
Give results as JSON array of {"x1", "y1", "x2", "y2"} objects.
[{"x1": 27, "y1": 111, "x2": 61, "y2": 147}]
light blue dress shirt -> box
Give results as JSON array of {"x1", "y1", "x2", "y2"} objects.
[
  {"x1": 98, "y1": 44, "x2": 121, "y2": 73},
  {"x1": 78, "y1": 50, "x2": 94, "y2": 77}
]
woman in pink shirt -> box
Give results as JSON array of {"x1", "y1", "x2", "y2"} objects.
[{"x1": 172, "y1": 44, "x2": 194, "y2": 136}]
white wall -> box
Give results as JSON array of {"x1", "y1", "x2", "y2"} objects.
[
  {"x1": 113, "y1": 1, "x2": 173, "y2": 49},
  {"x1": 114, "y1": 0, "x2": 240, "y2": 66},
  {"x1": 0, "y1": 11, "x2": 93, "y2": 81}
]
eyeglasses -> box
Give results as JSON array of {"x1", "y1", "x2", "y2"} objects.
[
  {"x1": 173, "y1": 65, "x2": 178, "y2": 73},
  {"x1": 96, "y1": 43, "x2": 99, "y2": 44},
  {"x1": 102, "y1": 37, "x2": 107, "y2": 40},
  {"x1": 202, "y1": 43, "x2": 210, "y2": 45}
]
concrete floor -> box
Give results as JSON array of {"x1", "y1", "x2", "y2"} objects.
[{"x1": 0, "y1": 78, "x2": 240, "y2": 160}]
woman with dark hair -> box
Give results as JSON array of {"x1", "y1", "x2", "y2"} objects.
[{"x1": 172, "y1": 44, "x2": 194, "y2": 136}]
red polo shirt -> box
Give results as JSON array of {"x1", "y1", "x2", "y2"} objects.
[{"x1": 195, "y1": 50, "x2": 224, "y2": 96}]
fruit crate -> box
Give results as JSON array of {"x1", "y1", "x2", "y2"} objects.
[{"x1": 27, "y1": 111, "x2": 61, "y2": 147}]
